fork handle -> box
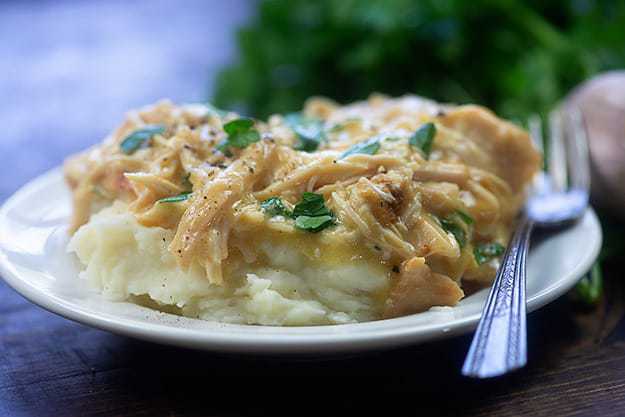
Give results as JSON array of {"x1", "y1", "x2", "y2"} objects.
[{"x1": 462, "y1": 217, "x2": 534, "y2": 378}]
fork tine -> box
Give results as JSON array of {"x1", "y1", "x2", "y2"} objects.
[
  {"x1": 563, "y1": 108, "x2": 591, "y2": 192},
  {"x1": 548, "y1": 110, "x2": 568, "y2": 191}
]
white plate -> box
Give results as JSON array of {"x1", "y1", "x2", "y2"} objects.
[{"x1": 0, "y1": 168, "x2": 602, "y2": 355}]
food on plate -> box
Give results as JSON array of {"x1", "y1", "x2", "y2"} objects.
[{"x1": 65, "y1": 94, "x2": 540, "y2": 325}]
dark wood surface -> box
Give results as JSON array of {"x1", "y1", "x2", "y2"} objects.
[
  {"x1": 2, "y1": 260, "x2": 624, "y2": 417},
  {"x1": 2, "y1": 1, "x2": 624, "y2": 416}
]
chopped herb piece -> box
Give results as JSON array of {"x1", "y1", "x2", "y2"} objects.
[
  {"x1": 261, "y1": 192, "x2": 336, "y2": 233},
  {"x1": 120, "y1": 125, "x2": 165, "y2": 155},
  {"x1": 409, "y1": 122, "x2": 436, "y2": 159},
  {"x1": 384, "y1": 136, "x2": 402, "y2": 142},
  {"x1": 341, "y1": 137, "x2": 380, "y2": 158},
  {"x1": 219, "y1": 118, "x2": 260, "y2": 153},
  {"x1": 293, "y1": 192, "x2": 331, "y2": 217},
  {"x1": 440, "y1": 218, "x2": 467, "y2": 247},
  {"x1": 261, "y1": 197, "x2": 292, "y2": 217},
  {"x1": 285, "y1": 113, "x2": 325, "y2": 152},
  {"x1": 455, "y1": 209, "x2": 474, "y2": 225},
  {"x1": 294, "y1": 215, "x2": 334, "y2": 233},
  {"x1": 290, "y1": 192, "x2": 336, "y2": 233},
  {"x1": 474, "y1": 242, "x2": 505, "y2": 265},
  {"x1": 158, "y1": 191, "x2": 192, "y2": 203},
  {"x1": 224, "y1": 117, "x2": 254, "y2": 134}
]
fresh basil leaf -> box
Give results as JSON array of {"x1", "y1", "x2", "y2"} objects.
[
  {"x1": 285, "y1": 113, "x2": 325, "y2": 152},
  {"x1": 474, "y1": 242, "x2": 505, "y2": 265},
  {"x1": 120, "y1": 125, "x2": 165, "y2": 155},
  {"x1": 224, "y1": 118, "x2": 253, "y2": 134},
  {"x1": 294, "y1": 215, "x2": 334, "y2": 233},
  {"x1": 218, "y1": 118, "x2": 260, "y2": 154},
  {"x1": 455, "y1": 209, "x2": 474, "y2": 225},
  {"x1": 440, "y1": 218, "x2": 467, "y2": 247},
  {"x1": 158, "y1": 191, "x2": 192, "y2": 203},
  {"x1": 229, "y1": 129, "x2": 260, "y2": 148},
  {"x1": 292, "y1": 192, "x2": 331, "y2": 217},
  {"x1": 341, "y1": 137, "x2": 380, "y2": 158},
  {"x1": 223, "y1": 118, "x2": 260, "y2": 148},
  {"x1": 261, "y1": 197, "x2": 292, "y2": 217},
  {"x1": 409, "y1": 122, "x2": 436, "y2": 159}
]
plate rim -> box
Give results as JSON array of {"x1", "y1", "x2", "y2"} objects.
[{"x1": 0, "y1": 168, "x2": 603, "y2": 354}]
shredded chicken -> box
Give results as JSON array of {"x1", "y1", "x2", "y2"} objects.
[
  {"x1": 64, "y1": 94, "x2": 540, "y2": 320},
  {"x1": 384, "y1": 257, "x2": 464, "y2": 318},
  {"x1": 169, "y1": 141, "x2": 277, "y2": 284}
]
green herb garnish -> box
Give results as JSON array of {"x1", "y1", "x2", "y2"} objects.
[
  {"x1": 120, "y1": 125, "x2": 165, "y2": 155},
  {"x1": 218, "y1": 118, "x2": 260, "y2": 155},
  {"x1": 285, "y1": 113, "x2": 325, "y2": 152},
  {"x1": 341, "y1": 138, "x2": 380, "y2": 158},
  {"x1": 409, "y1": 122, "x2": 436, "y2": 159},
  {"x1": 261, "y1": 197, "x2": 292, "y2": 217},
  {"x1": 158, "y1": 191, "x2": 192, "y2": 203},
  {"x1": 455, "y1": 209, "x2": 474, "y2": 225},
  {"x1": 440, "y1": 218, "x2": 467, "y2": 248},
  {"x1": 294, "y1": 215, "x2": 334, "y2": 233},
  {"x1": 293, "y1": 193, "x2": 335, "y2": 232},
  {"x1": 262, "y1": 192, "x2": 336, "y2": 233},
  {"x1": 474, "y1": 242, "x2": 505, "y2": 265},
  {"x1": 292, "y1": 192, "x2": 332, "y2": 217}
]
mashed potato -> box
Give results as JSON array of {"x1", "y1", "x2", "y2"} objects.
[{"x1": 68, "y1": 203, "x2": 388, "y2": 325}]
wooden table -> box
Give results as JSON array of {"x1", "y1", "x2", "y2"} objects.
[{"x1": 1, "y1": 1, "x2": 624, "y2": 416}]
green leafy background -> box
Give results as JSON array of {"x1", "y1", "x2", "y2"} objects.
[{"x1": 214, "y1": 0, "x2": 625, "y2": 121}]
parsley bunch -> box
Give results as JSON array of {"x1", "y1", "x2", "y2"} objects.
[{"x1": 214, "y1": 0, "x2": 625, "y2": 121}]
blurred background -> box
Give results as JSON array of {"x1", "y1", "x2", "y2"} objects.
[
  {"x1": 2, "y1": 0, "x2": 625, "y2": 295},
  {"x1": 0, "y1": 0, "x2": 250, "y2": 198}
]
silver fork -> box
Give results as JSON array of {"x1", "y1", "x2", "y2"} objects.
[{"x1": 461, "y1": 108, "x2": 590, "y2": 378}]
